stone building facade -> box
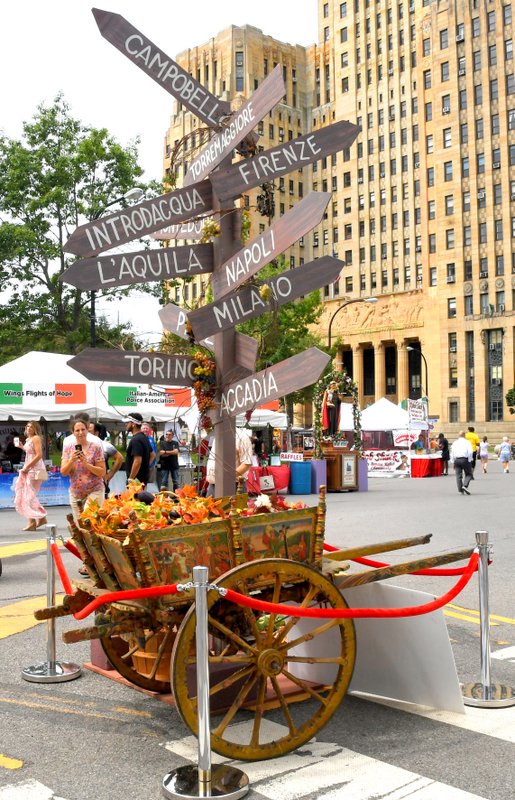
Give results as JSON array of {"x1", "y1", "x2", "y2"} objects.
[{"x1": 164, "y1": 1, "x2": 515, "y2": 434}]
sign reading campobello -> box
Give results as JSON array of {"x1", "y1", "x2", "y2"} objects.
[
  {"x1": 68, "y1": 349, "x2": 198, "y2": 387},
  {"x1": 217, "y1": 348, "x2": 330, "y2": 418},
  {"x1": 211, "y1": 192, "x2": 331, "y2": 298},
  {"x1": 188, "y1": 256, "x2": 343, "y2": 341},
  {"x1": 63, "y1": 180, "x2": 212, "y2": 258},
  {"x1": 184, "y1": 66, "x2": 285, "y2": 186},
  {"x1": 61, "y1": 244, "x2": 214, "y2": 291},
  {"x1": 92, "y1": 9, "x2": 229, "y2": 128},
  {"x1": 210, "y1": 120, "x2": 360, "y2": 202}
]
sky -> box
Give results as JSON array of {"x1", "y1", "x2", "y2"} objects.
[{"x1": 0, "y1": 1, "x2": 318, "y2": 342}]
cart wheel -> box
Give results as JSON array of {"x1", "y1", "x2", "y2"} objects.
[
  {"x1": 171, "y1": 559, "x2": 355, "y2": 761},
  {"x1": 100, "y1": 626, "x2": 175, "y2": 693}
]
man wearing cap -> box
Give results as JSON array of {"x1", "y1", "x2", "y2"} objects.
[{"x1": 125, "y1": 413, "x2": 152, "y2": 486}]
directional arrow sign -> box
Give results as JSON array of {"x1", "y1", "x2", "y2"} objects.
[
  {"x1": 188, "y1": 255, "x2": 343, "y2": 341},
  {"x1": 184, "y1": 66, "x2": 285, "y2": 186},
  {"x1": 92, "y1": 8, "x2": 229, "y2": 128},
  {"x1": 61, "y1": 244, "x2": 214, "y2": 291},
  {"x1": 211, "y1": 192, "x2": 331, "y2": 298},
  {"x1": 63, "y1": 180, "x2": 212, "y2": 258},
  {"x1": 159, "y1": 304, "x2": 258, "y2": 376},
  {"x1": 216, "y1": 347, "x2": 330, "y2": 418},
  {"x1": 149, "y1": 218, "x2": 212, "y2": 241},
  {"x1": 68, "y1": 349, "x2": 198, "y2": 387},
  {"x1": 210, "y1": 120, "x2": 360, "y2": 202}
]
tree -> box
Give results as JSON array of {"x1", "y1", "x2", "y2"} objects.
[{"x1": 0, "y1": 94, "x2": 154, "y2": 364}]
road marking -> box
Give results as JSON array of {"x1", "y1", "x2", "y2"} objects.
[
  {"x1": 0, "y1": 754, "x2": 23, "y2": 770},
  {"x1": 443, "y1": 609, "x2": 498, "y2": 626},
  {"x1": 0, "y1": 540, "x2": 47, "y2": 559},
  {"x1": 491, "y1": 645, "x2": 515, "y2": 662},
  {"x1": 0, "y1": 696, "x2": 151, "y2": 724},
  {"x1": 447, "y1": 604, "x2": 515, "y2": 625},
  {"x1": 0, "y1": 596, "x2": 63, "y2": 639},
  {"x1": 164, "y1": 724, "x2": 488, "y2": 799},
  {"x1": 0, "y1": 779, "x2": 68, "y2": 799}
]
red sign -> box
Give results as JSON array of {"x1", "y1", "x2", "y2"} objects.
[
  {"x1": 63, "y1": 180, "x2": 213, "y2": 258},
  {"x1": 54, "y1": 384, "x2": 87, "y2": 405},
  {"x1": 92, "y1": 9, "x2": 229, "y2": 128},
  {"x1": 164, "y1": 388, "x2": 192, "y2": 407}
]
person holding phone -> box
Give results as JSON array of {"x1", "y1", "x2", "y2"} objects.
[{"x1": 60, "y1": 419, "x2": 106, "y2": 522}]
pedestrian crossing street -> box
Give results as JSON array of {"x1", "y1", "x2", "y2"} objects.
[{"x1": 1, "y1": 702, "x2": 513, "y2": 800}]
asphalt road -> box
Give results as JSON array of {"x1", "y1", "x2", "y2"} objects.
[{"x1": 0, "y1": 462, "x2": 513, "y2": 800}]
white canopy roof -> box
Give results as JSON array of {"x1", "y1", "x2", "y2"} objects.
[
  {"x1": 236, "y1": 408, "x2": 288, "y2": 429},
  {"x1": 358, "y1": 397, "x2": 428, "y2": 431},
  {"x1": 0, "y1": 351, "x2": 200, "y2": 431}
]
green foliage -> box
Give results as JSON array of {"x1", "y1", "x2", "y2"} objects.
[
  {"x1": 236, "y1": 257, "x2": 325, "y2": 407},
  {"x1": 506, "y1": 387, "x2": 515, "y2": 414},
  {"x1": 0, "y1": 94, "x2": 153, "y2": 364}
]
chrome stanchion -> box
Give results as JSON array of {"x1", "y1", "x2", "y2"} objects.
[
  {"x1": 163, "y1": 566, "x2": 249, "y2": 799},
  {"x1": 462, "y1": 531, "x2": 514, "y2": 708},
  {"x1": 22, "y1": 524, "x2": 82, "y2": 684}
]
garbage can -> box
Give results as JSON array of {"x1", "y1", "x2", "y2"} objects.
[{"x1": 289, "y1": 461, "x2": 312, "y2": 494}]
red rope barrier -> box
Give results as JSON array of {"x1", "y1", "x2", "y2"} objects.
[
  {"x1": 223, "y1": 551, "x2": 479, "y2": 619},
  {"x1": 73, "y1": 583, "x2": 180, "y2": 621},
  {"x1": 63, "y1": 540, "x2": 81, "y2": 559},
  {"x1": 323, "y1": 542, "x2": 477, "y2": 576},
  {"x1": 50, "y1": 542, "x2": 74, "y2": 595}
]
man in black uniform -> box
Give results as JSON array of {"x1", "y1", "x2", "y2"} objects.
[
  {"x1": 124, "y1": 412, "x2": 152, "y2": 486},
  {"x1": 158, "y1": 429, "x2": 180, "y2": 491}
]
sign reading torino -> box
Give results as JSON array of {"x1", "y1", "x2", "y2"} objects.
[
  {"x1": 68, "y1": 349, "x2": 198, "y2": 387},
  {"x1": 92, "y1": 9, "x2": 229, "y2": 128},
  {"x1": 188, "y1": 256, "x2": 343, "y2": 341},
  {"x1": 211, "y1": 192, "x2": 331, "y2": 298},
  {"x1": 216, "y1": 348, "x2": 330, "y2": 417},
  {"x1": 184, "y1": 66, "x2": 285, "y2": 186},
  {"x1": 63, "y1": 180, "x2": 213, "y2": 258},
  {"x1": 210, "y1": 120, "x2": 360, "y2": 202},
  {"x1": 61, "y1": 244, "x2": 214, "y2": 291}
]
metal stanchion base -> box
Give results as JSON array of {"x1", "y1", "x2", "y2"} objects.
[
  {"x1": 462, "y1": 681, "x2": 515, "y2": 708},
  {"x1": 22, "y1": 661, "x2": 82, "y2": 684},
  {"x1": 163, "y1": 765, "x2": 249, "y2": 800}
]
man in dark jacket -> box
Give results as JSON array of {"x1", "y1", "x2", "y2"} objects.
[
  {"x1": 124, "y1": 412, "x2": 152, "y2": 485},
  {"x1": 158, "y1": 429, "x2": 180, "y2": 491}
]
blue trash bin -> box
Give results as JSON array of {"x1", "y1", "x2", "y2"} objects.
[{"x1": 289, "y1": 461, "x2": 312, "y2": 494}]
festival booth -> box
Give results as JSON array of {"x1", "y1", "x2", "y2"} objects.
[
  {"x1": 0, "y1": 352, "x2": 200, "y2": 507},
  {"x1": 349, "y1": 397, "x2": 435, "y2": 478},
  {"x1": 236, "y1": 409, "x2": 291, "y2": 494}
]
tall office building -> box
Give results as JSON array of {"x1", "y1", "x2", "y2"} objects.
[
  {"x1": 314, "y1": 0, "x2": 514, "y2": 431},
  {"x1": 164, "y1": 2, "x2": 515, "y2": 432}
]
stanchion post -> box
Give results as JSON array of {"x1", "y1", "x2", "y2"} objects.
[
  {"x1": 21, "y1": 525, "x2": 82, "y2": 684},
  {"x1": 462, "y1": 530, "x2": 514, "y2": 708},
  {"x1": 162, "y1": 566, "x2": 249, "y2": 800}
]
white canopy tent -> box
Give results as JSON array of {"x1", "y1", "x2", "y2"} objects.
[
  {"x1": 235, "y1": 408, "x2": 288, "y2": 429},
  {"x1": 0, "y1": 352, "x2": 200, "y2": 432},
  {"x1": 339, "y1": 397, "x2": 428, "y2": 433}
]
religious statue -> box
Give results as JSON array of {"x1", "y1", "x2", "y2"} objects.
[{"x1": 322, "y1": 380, "x2": 342, "y2": 436}]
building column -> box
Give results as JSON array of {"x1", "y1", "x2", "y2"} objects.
[
  {"x1": 353, "y1": 345, "x2": 364, "y2": 407},
  {"x1": 374, "y1": 342, "x2": 386, "y2": 400},
  {"x1": 397, "y1": 341, "x2": 409, "y2": 402}
]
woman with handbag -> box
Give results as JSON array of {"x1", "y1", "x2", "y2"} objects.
[
  {"x1": 61, "y1": 418, "x2": 106, "y2": 523},
  {"x1": 14, "y1": 420, "x2": 48, "y2": 531}
]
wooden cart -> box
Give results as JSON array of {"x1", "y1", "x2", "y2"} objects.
[{"x1": 37, "y1": 488, "x2": 473, "y2": 762}]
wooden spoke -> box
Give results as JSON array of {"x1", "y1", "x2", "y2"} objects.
[
  {"x1": 264, "y1": 573, "x2": 284, "y2": 645},
  {"x1": 280, "y1": 668, "x2": 331, "y2": 706},
  {"x1": 212, "y1": 671, "x2": 260, "y2": 737},
  {"x1": 273, "y1": 584, "x2": 319, "y2": 646},
  {"x1": 250, "y1": 675, "x2": 268, "y2": 747},
  {"x1": 280, "y1": 617, "x2": 344, "y2": 652},
  {"x1": 207, "y1": 614, "x2": 258, "y2": 655},
  {"x1": 269, "y1": 675, "x2": 296, "y2": 735},
  {"x1": 286, "y1": 656, "x2": 349, "y2": 665}
]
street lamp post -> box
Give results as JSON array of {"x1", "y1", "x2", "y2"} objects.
[
  {"x1": 89, "y1": 187, "x2": 144, "y2": 347},
  {"x1": 327, "y1": 297, "x2": 378, "y2": 352},
  {"x1": 406, "y1": 346, "x2": 428, "y2": 400}
]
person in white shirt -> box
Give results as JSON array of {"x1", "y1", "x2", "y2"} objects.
[
  {"x1": 206, "y1": 428, "x2": 253, "y2": 497},
  {"x1": 63, "y1": 413, "x2": 103, "y2": 449},
  {"x1": 450, "y1": 431, "x2": 474, "y2": 495}
]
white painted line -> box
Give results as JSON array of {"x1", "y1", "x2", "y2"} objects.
[
  {"x1": 491, "y1": 645, "x2": 515, "y2": 661},
  {"x1": 0, "y1": 779, "x2": 68, "y2": 800},
  {"x1": 354, "y1": 693, "x2": 515, "y2": 743},
  {"x1": 164, "y1": 723, "x2": 488, "y2": 800}
]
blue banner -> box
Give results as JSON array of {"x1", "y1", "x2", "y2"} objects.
[{"x1": 0, "y1": 471, "x2": 70, "y2": 509}]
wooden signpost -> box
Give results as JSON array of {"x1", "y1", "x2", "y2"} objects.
[
  {"x1": 188, "y1": 256, "x2": 343, "y2": 340},
  {"x1": 61, "y1": 244, "x2": 214, "y2": 290},
  {"x1": 64, "y1": 9, "x2": 360, "y2": 496},
  {"x1": 68, "y1": 349, "x2": 199, "y2": 387},
  {"x1": 183, "y1": 66, "x2": 284, "y2": 186},
  {"x1": 149, "y1": 218, "x2": 212, "y2": 241},
  {"x1": 210, "y1": 120, "x2": 360, "y2": 202},
  {"x1": 211, "y1": 192, "x2": 331, "y2": 298}
]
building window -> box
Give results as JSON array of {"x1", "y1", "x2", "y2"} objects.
[
  {"x1": 476, "y1": 118, "x2": 484, "y2": 139},
  {"x1": 443, "y1": 128, "x2": 452, "y2": 148},
  {"x1": 459, "y1": 88, "x2": 468, "y2": 109},
  {"x1": 446, "y1": 229, "x2": 455, "y2": 249},
  {"x1": 447, "y1": 263, "x2": 456, "y2": 283},
  {"x1": 474, "y1": 84, "x2": 483, "y2": 105},
  {"x1": 463, "y1": 192, "x2": 471, "y2": 211},
  {"x1": 340, "y1": 27, "x2": 348, "y2": 43},
  {"x1": 464, "y1": 260, "x2": 473, "y2": 280},
  {"x1": 444, "y1": 161, "x2": 453, "y2": 181},
  {"x1": 441, "y1": 62, "x2": 450, "y2": 81},
  {"x1": 426, "y1": 134, "x2": 434, "y2": 154},
  {"x1": 428, "y1": 200, "x2": 435, "y2": 220},
  {"x1": 429, "y1": 233, "x2": 436, "y2": 253},
  {"x1": 423, "y1": 69, "x2": 431, "y2": 89},
  {"x1": 448, "y1": 298, "x2": 457, "y2": 318},
  {"x1": 423, "y1": 38, "x2": 431, "y2": 56},
  {"x1": 496, "y1": 255, "x2": 505, "y2": 276},
  {"x1": 491, "y1": 78, "x2": 499, "y2": 101},
  {"x1": 473, "y1": 51, "x2": 482, "y2": 71},
  {"x1": 477, "y1": 153, "x2": 486, "y2": 174},
  {"x1": 465, "y1": 295, "x2": 474, "y2": 315},
  {"x1": 472, "y1": 17, "x2": 480, "y2": 37},
  {"x1": 464, "y1": 225, "x2": 472, "y2": 246},
  {"x1": 440, "y1": 29, "x2": 449, "y2": 49},
  {"x1": 504, "y1": 4, "x2": 512, "y2": 25},
  {"x1": 449, "y1": 402, "x2": 459, "y2": 423},
  {"x1": 462, "y1": 156, "x2": 470, "y2": 177},
  {"x1": 506, "y1": 39, "x2": 513, "y2": 60},
  {"x1": 430, "y1": 267, "x2": 437, "y2": 286},
  {"x1": 445, "y1": 195, "x2": 454, "y2": 215}
]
